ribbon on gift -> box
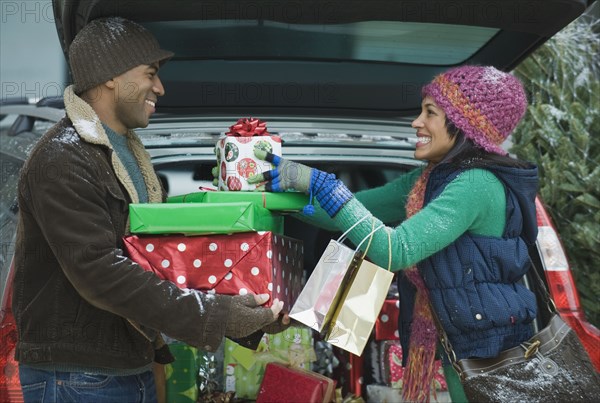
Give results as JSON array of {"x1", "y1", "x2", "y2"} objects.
[
  {"x1": 226, "y1": 117, "x2": 270, "y2": 137},
  {"x1": 253, "y1": 345, "x2": 317, "y2": 370}
]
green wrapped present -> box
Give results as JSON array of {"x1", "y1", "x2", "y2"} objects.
[
  {"x1": 165, "y1": 343, "x2": 200, "y2": 403},
  {"x1": 267, "y1": 326, "x2": 315, "y2": 370},
  {"x1": 223, "y1": 326, "x2": 315, "y2": 399},
  {"x1": 129, "y1": 202, "x2": 283, "y2": 235},
  {"x1": 167, "y1": 191, "x2": 309, "y2": 212}
]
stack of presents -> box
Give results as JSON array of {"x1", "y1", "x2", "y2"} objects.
[{"x1": 124, "y1": 119, "x2": 448, "y2": 402}]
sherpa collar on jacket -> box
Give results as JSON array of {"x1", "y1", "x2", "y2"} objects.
[{"x1": 63, "y1": 85, "x2": 163, "y2": 204}]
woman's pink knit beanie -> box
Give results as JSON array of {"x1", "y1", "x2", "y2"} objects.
[{"x1": 422, "y1": 65, "x2": 528, "y2": 155}]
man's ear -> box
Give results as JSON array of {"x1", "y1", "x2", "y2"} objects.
[
  {"x1": 82, "y1": 80, "x2": 115, "y2": 104},
  {"x1": 105, "y1": 78, "x2": 117, "y2": 90}
]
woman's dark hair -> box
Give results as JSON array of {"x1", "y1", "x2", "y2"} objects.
[{"x1": 439, "y1": 119, "x2": 531, "y2": 169}]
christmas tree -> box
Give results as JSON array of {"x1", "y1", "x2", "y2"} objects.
[{"x1": 511, "y1": 8, "x2": 600, "y2": 327}]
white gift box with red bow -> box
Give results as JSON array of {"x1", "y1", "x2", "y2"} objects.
[{"x1": 216, "y1": 118, "x2": 282, "y2": 191}]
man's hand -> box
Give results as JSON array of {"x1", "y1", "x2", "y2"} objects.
[
  {"x1": 224, "y1": 294, "x2": 287, "y2": 339},
  {"x1": 262, "y1": 312, "x2": 292, "y2": 334}
]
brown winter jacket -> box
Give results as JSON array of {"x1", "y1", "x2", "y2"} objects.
[{"x1": 12, "y1": 86, "x2": 232, "y2": 370}]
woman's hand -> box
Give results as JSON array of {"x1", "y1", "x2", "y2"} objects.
[
  {"x1": 247, "y1": 148, "x2": 314, "y2": 193},
  {"x1": 211, "y1": 165, "x2": 219, "y2": 187},
  {"x1": 249, "y1": 146, "x2": 354, "y2": 217}
]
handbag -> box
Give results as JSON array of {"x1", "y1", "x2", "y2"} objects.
[
  {"x1": 432, "y1": 257, "x2": 600, "y2": 402},
  {"x1": 290, "y1": 216, "x2": 394, "y2": 356}
]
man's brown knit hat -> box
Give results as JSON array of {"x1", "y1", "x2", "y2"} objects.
[{"x1": 69, "y1": 17, "x2": 174, "y2": 94}]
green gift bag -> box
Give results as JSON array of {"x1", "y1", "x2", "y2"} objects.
[
  {"x1": 129, "y1": 202, "x2": 283, "y2": 235},
  {"x1": 168, "y1": 191, "x2": 308, "y2": 212}
]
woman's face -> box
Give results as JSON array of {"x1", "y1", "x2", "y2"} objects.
[{"x1": 411, "y1": 96, "x2": 457, "y2": 163}]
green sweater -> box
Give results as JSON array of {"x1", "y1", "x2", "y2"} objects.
[{"x1": 300, "y1": 167, "x2": 506, "y2": 271}]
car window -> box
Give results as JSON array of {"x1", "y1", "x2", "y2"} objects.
[{"x1": 145, "y1": 20, "x2": 498, "y2": 65}]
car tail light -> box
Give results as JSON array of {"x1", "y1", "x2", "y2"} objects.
[
  {"x1": 0, "y1": 312, "x2": 22, "y2": 403},
  {"x1": 535, "y1": 197, "x2": 600, "y2": 371},
  {"x1": 0, "y1": 260, "x2": 23, "y2": 403}
]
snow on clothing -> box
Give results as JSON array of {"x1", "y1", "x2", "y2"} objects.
[
  {"x1": 12, "y1": 85, "x2": 233, "y2": 373},
  {"x1": 301, "y1": 163, "x2": 538, "y2": 384}
]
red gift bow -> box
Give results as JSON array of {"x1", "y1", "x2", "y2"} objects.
[{"x1": 226, "y1": 117, "x2": 270, "y2": 137}]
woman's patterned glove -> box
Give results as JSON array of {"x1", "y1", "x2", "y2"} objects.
[
  {"x1": 248, "y1": 147, "x2": 354, "y2": 217},
  {"x1": 247, "y1": 149, "x2": 312, "y2": 193}
]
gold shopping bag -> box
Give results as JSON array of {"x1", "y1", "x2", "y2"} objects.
[{"x1": 290, "y1": 217, "x2": 393, "y2": 356}]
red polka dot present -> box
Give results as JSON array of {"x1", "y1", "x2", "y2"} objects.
[
  {"x1": 375, "y1": 299, "x2": 400, "y2": 341},
  {"x1": 123, "y1": 231, "x2": 303, "y2": 308},
  {"x1": 216, "y1": 118, "x2": 282, "y2": 191}
]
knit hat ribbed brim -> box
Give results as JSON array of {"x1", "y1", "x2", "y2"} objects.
[
  {"x1": 69, "y1": 17, "x2": 174, "y2": 94},
  {"x1": 422, "y1": 65, "x2": 528, "y2": 155}
]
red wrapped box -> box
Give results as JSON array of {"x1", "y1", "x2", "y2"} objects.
[
  {"x1": 256, "y1": 363, "x2": 335, "y2": 403},
  {"x1": 123, "y1": 232, "x2": 303, "y2": 308},
  {"x1": 329, "y1": 346, "x2": 364, "y2": 397},
  {"x1": 375, "y1": 299, "x2": 400, "y2": 340}
]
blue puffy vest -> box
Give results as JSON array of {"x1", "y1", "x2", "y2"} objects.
[{"x1": 398, "y1": 163, "x2": 539, "y2": 363}]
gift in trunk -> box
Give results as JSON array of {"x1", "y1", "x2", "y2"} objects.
[
  {"x1": 375, "y1": 299, "x2": 400, "y2": 341},
  {"x1": 168, "y1": 191, "x2": 308, "y2": 212},
  {"x1": 129, "y1": 202, "x2": 283, "y2": 235},
  {"x1": 328, "y1": 345, "x2": 365, "y2": 398},
  {"x1": 123, "y1": 231, "x2": 303, "y2": 309},
  {"x1": 256, "y1": 362, "x2": 336, "y2": 403},
  {"x1": 224, "y1": 337, "x2": 268, "y2": 399},
  {"x1": 165, "y1": 343, "x2": 201, "y2": 403},
  {"x1": 223, "y1": 326, "x2": 315, "y2": 400},
  {"x1": 378, "y1": 340, "x2": 447, "y2": 391}
]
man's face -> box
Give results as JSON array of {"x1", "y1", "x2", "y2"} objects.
[{"x1": 112, "y1": 63, "x2": 164, "y2": 131}]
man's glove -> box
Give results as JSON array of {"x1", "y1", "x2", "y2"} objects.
[
  {"x1": 261, "y1": 313, "x2": 292, "y2": 334},
  {"x1": 225, "y1": 294, "x2": 284, "y2": 339},
  {"x1": 248, "y1": 147, "x2": 354, "y2": 217}
]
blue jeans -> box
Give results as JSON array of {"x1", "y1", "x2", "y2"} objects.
[{"x1": 18, "y1": 365, "x2": 157, "y2": 403}]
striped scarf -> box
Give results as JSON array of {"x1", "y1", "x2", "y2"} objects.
[{"x1": 401, "y1": 163, "x2": 438, "y2": 402}]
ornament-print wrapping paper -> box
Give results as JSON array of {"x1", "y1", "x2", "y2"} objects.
[{"x1": 216, "y1": 118, "x2": 282, "y2": 191}]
